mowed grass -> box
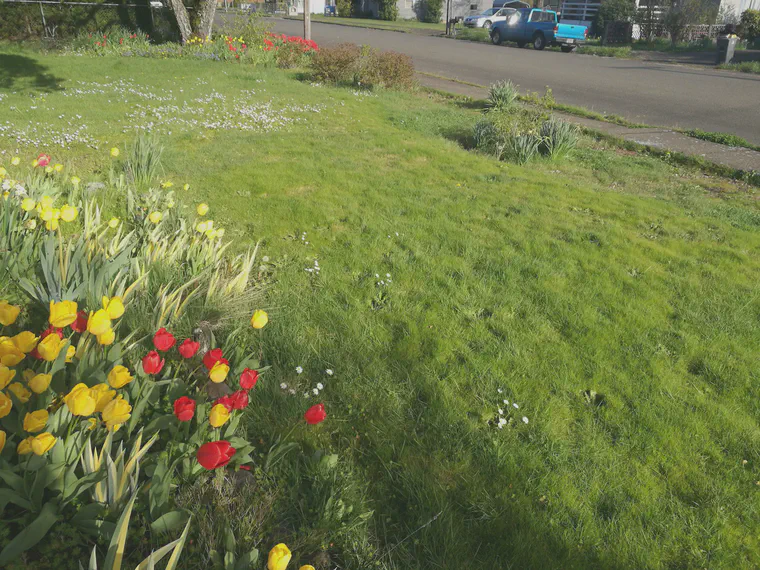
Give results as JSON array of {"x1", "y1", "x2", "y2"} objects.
[
  {"x1": 2, "y1": 48, "x2": 760, "y2": 569},
  {"x1": 289, "y1": 15, "x2": 445, "y2": 33}
]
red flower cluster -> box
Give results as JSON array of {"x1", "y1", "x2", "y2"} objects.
[
  {"x1": 197, "y1": 440, "x2": 236, "y2": 470},
  {"x1": 304, "y1": 403, "x2": 327, "y2": 425},
  {"x1": 264, "y1": 33, "x2": 319, "y2": 52}
]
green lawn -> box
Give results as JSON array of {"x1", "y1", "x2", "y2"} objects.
[
  {"x1": 287, "y1": 14, "x2": 444, "y2": 33},
  {"x1": 2, "y1": 47, "x2": 760, "y2": 569}
]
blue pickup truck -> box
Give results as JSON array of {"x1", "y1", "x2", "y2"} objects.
[{"x1": 489, "y1": 8, "x2": 588, "y2": 52}]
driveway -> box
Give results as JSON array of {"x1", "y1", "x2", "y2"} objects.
[{"x1": 269, "y1": 18, "x2": 760, "y2": 145}]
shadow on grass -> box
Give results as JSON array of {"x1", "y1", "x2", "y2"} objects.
[{"x1": 0, "y1": 54, "x2": 64, "y2": 92}]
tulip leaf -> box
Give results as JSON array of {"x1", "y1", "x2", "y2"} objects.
[
  {"x1": 151, "y1": 509, "x2": 190, "y2": 534},
  {"x1": 224, "y1": 551, "x2": 236, "y2": 569},
  {"x1": 62, "y1": 469, "x2": 107, "y2": 506},
  {"x1": 234, "y1": 549, "x2": 259, "y2": 570},
  {"x1": 144, "y1": 414, "x2": 174, "y2": 435},
  {"x1": 0, "y1": 488, "x2": 33, "y2": 515},
  {"x1": 162, "y1": 516, "x2": 192, "y2": 570},
  {"x1": 49, "y1": 340, "x2": 71, "y2": 376},
  {"x1": 30, "y1": 462, "x2": 66, "y2": 511},
  {"x1": 224, "y1": 525, "x2": 236, "y2": 553},
  {"x1": 0, "y1": 469, "x2": 25, "y2": 494},
  {"x1": 104, "y1": 488, "x2": 138, "y2": 570},
  {"x1": 0, "y1": 501, "x2": 59, "y2": 565},
  {"x1": 127, "y1": 383, "x2": 156, "y2": 437},
  {"x1": 222, "y1": 414, "x2": 241, "y2": 438}
]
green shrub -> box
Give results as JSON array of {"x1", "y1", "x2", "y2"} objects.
[
  {"x1": 310, "y1": 43, "x2": 362, "y2": 83},
  {"x1": 487, "y1": 80, "x2": 519, "y2": 112},
  {"x1": 505, "y1": 132, "x2": 542, "y2": 164},
  {"x1": 539, "y1": 117, "x2": 578, "y2": 159},
  {"x1": 378, "y1": 0, "x2": 399, "y2": 21},
  {"x1": 367, "y1": 50, "x2": 415, "y2": 89},
  {"x1": 309, "y1": 43, "x2": 415, "y2": 89},
  {"x1": 419, "y1": 0, "x2": 443, "y2": 23},
  {"x1": 739, "y1": 9, "x2": 760, "y2": 41},
  {"x1": 336, "y1": 0, "x2": 353, "y2": 17},
  {"x1": 593, "y1": 0, "x2": 636, "y2": 37}
]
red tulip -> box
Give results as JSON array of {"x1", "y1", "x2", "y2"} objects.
[
  {"x1": 230, "y1": 390, "x2": 249, "y2": 410},
  {"x1": 36, "y1": 153, "x2": 51, "y2": 167},
  {"x1": 203, "y1": 348, "x2": 224, "y2": 370},
  {"x1": 197, "y1": 440, "x2": 236, "y2": 470},
  {"x1": 215, "y1": 395, "x2": 234, "y2": 411},
  {"x1": 239, "y1": 368, "x2": 258, "y2": 390},
  {"x1": 178, "y1": 338, "x2": 200, "y2": 359},
  {"x1": 30, "y1": 325, "x2": 64, "y2": 360},
  {"x1": 142, "y1": 350, "x2": 165, "y2": 375},
  {"x1": 304, "y1": 403, "x2": 326, "y2": 425},
  {"x1": 153, "y1": 327, "x2": 176, "y2": 351},
  {"x1": 173, "y1": 396, "x2": 195, "y2": 422},
  {"x1": 71, "y1": 310, "x2": 88, "y2": 333}
]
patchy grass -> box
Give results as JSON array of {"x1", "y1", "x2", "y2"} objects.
[
  {"x1": 2, "y1": 47, "x2": 760, "y2": 570},
  {"x1": 719, "y1": 60, "x2": 760, "y2": 74},
  {"x1": 286, "y1": 14, "x2": 444, "y2": 33},
  {"x1": 682, "y1": 128, "x2": 760, "y2": 152}
]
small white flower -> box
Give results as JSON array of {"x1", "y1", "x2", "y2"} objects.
[
  {"x1": 325, "y1": 369, "x2": 333, "y2": 376},
  {"x1": 295, "y1": 366, "x2": 303, "y2": 374},
  {"x1": 498, "y1": 408, "x2": 504, "y2": 415},
  {"x1": 522, "y1": 416, "x2": 529, "y2": 424},
  {"x1": 498, "y1": 424, "x2": 504, "y2": 429},
  {"x1": 288, "y1": 388, "x2": 296, "y2": 395},
  {"x1": 280, "y1": 383, "x2": 287, "y2": 390},
  {"x1": 262, "y1": 256, "x2": 270, "y2": 262},
  {"x1": 375, "y1": 273, "x2": 380, "y2": 278},
  {"x1": 317, "y1": 382, "x2": 324, "y2": 390},
  {"x1": 304, "y1": 392, "x2": 309, "y2": 398},
  {"x1": 513, "y1": 403, "x2": 519, "y2": 409},
  {"x1": 313, "y1": 388, "x2": 319, "y2": 395},
  {"x1": 503, "y1": 399, "x2": 509, "y2": 405},
  {"x1": 386, "y1": 273, "x2": 391, "y2": 278},
  {"x1": 497, "y1": 388, "x2": 503, "y2": 394}
]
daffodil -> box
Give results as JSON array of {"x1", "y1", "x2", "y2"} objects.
[
  {"x1": 60, "y1": 204, "x2": 78, "y2": 222},
  {"x1": 108, "y1": 217, "x2": 120, "y2": 228},
  {"x1": 160, "y1": 181, "x2": 173, "y2": 189},
  {"x1": 21, "y1": 198, "x2": 36, "y2": 212},
  {"x1": 71, "y1": 176, "x2": 81, "y2": 186},
  {"x1": 197, "y1": 203, "x2": 209, "y2": 216},
  {"x1": 110, "y1": 147, "x2": 120, "y2": 158},
  {"x1": 148, "y1": 211, "x2": 162, "y2": 224},
  {"x1": 10, "y1": 157, "x2": 20, "y2": 166},
  {"x1": 54, "y1": 163, "x2": 64, "y2": 173}
]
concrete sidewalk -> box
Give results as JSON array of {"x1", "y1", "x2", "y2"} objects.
[{"x1": 419, "y1": 74, "x2": 760, "y2": 173}]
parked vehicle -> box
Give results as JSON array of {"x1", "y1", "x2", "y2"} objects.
[
  {"x1": 489, "y1": 8, "x2": 588, "y2": 51},
  {"x1": 492, "y1": 0, "x2": 530, "y2": 8},
  {"x1": 463, "y1": 7, "x2": 517, "y2": 29}
]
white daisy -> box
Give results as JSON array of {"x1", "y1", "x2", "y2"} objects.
[
  {"x1": 498, "y1": 408, "x2": 504, "y2": 415},
  {"x1": 295, "y1": 366, "x2": 303, "y2": 374},
  {"x1": 312, "y1": 388, "x2": 319, "y2": 395},
  {"x1": 317, "y1": 383, "x2": 324, "y2": 390},
  {"x1": 325, "y1": 369, "x2": 333, "y2": 376},
  {"x1": 280, "y1": 383, "x2": 287, "y2": 390},
  {"x1": 522, "y1": 417, "x2": 529, "y2": 424},
  {"x1": 513, "y1": 403, "x2": 519, "y2": 409}
]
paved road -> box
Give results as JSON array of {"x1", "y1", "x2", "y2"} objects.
[{"x1": 270, "y1": 18, "x2": 760, "y2": 145}]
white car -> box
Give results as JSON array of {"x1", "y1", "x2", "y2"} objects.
[{"x1": 463, "y1": 7, "x2": 516, "y2": 29}]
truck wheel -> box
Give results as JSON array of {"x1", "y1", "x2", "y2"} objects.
[
  {"x1": 491, "y1": 29, "x2": 502, "y2": 45},
  {"x1": 561, "y1": 45, "x2": 576, "y2": 53},
  {"x1": 533, "y1": 33, "x2": 546, "y2": 50},
  {"x1": 483, "y1": 20, "x2": 492, "y2": 29}
]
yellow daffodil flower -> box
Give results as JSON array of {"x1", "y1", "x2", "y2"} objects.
[
  {"x1": 31, "y1": 433, "x2": 56, "y2": 455},
  {"x1": 0, "y1": 300, "x2": 21, "y2": 326},
  {"x1": 23, "y1": 409, "x2": 49, "y2": 433},
  {"x1": 65, "y1": 383, "x2": 97, "y2": 416},
  {"x1": 8, "y1": 382, "x2": 31, "y2": 403},
  {"x1": 50, "y1": 299, "x2": 78, "y2": 328},
  {"x1": 28, "y1": 373, "x2": 52, "y2": 394}
]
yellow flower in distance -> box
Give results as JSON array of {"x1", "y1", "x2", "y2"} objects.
[
  {"x1": 54, "y1": 163, "x2": 64, "y2": 173},
  {"x1": 28, "y1": 373, "x2": 52, "y2": 394},
  {"x1": 44, "y1": 166, "x2": 53, "y2": 174},
  {"x1": 71, "y1": 176, "x2": 81, "y2": 186},
  {"x1": 160, "y1": 180, "x2": 173, "y2": 189},
  {"x1": 0, "y1": 300, "x2": 21, "y2": 326},
  {"x1": 196, "y1": 221, "x2": 208, "y2": 233},
  {"x1": 65, "y1": 383, "x2": 97, "y2": 416},
  {"x1": 24, "y1": 409, "x2": 49, "y2": 433},
  {"x1": 91, "y1": 383, "x2": 116, "y2": 413},
  {"x1": 17, "y1": 436, "x2": 33, "y2": 455},
  {"x1": 196, "y1": 203, "x2": 209, "y2": 216},
  {"x1": 148, "y1": 211, "x2": 162, "y2": 224},
  {"x1": 97, "y1": 329, "x2": 115, "y2": 346},
  {"x1": 107, "y1": 365, "x2": 133, "y2": 389},
  {"x1": 216, "y1": 228, "x2": 225, "y2": 238},
  {"x1": 209, "y1": 361, "x2": 229, "y2": 384},
  {"x1": 37, "y1": 334, "x2": 65, "y2": 362},
  {"x1": 49, "y1": 299, "x2": 78, "y2": 328},
  {"x1": 300, "y1": 566, "x2": 317, "y2": 570},
  {"x1": 0, "y1": 167, "x2": 6, "y2": 177},
  {"x1": 102, "y1": 296, "x2": 125, "y2": 319},
  {"x1": 31, "y1": 433, "x2": 57, "y2": 455},
  {"x1": 110, "y1": 147, "x2": 120, "y2": 158},
  {"x1": 25, "y1": 219, "x2": 37, "y2": 230},
  {"x1": 39, "y1": 195, "x2": 54, "y2": 209},
  {"x1": 0, "y1": 365, "x2": 16, "y2": 390},
  {"x1": 0, "y1": 392, "x2": 11, "y2": 418},
  {"x1": 21, "y1": 198, "x2": 36, "y2": 212},
  {"x1": 251, "y1": 310, "x2": 268, "y2": 330},
  {"x1": 108, "y1": 217, "x2": 120, "y2": 229},
  {"x1": 60, "y1": 204, "x2": 78, "y2": 223},
  {"x1": 102, "y1": 396, "x2": 131, "y2": 430},
  {"x1": 12, "y1": 331, "x2": 38, "y2": 353},
  {"x1": 11, "y1": 157, "x2": 20, "y2": 166},
  {"x1": 45, "y1": 218, "x2": 59, "y2": 231},
  {"x1": 0, "y1": 430, "x2": 5, "y2": 454},
  {"x1": 183, "y1": 183, "x2": 190, "y2": 191},
  {"x1": 209, "y1": 403, "x2": 230, "y2": 428},
  {"x1": 267, "y1": 544, "x2": 292, "y2": 570},
  {"x1": 65, "y1": 345, "x2": 76, "y2": 363},
  {"x1": 8, "y1": 382, "x2": 31, "y2": 403},
  {"x1": 87, "y1": 309, "x2": 111, "y2": 336}
]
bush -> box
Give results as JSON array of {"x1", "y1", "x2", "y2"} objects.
[
  {"x1": 378, "y1": 0, "x2": 399, "y2": 21},
  {"x1": 739, "y1": 9, "x2": 760, "y2": 41},
  {"x1": 309, "y1": 43, "x2": 415, "y2": 89},
  {"x1": 539, "y1": 117, "x2": 579, "y2": 159},
  {"x1": 593, "y1": 0, "x2": 636, "y2": 37},
  {"x1": 419, "y1": 0, "x2": 443, "y2": 23},
  {"x1": 487, "y1": 80, "x2": 519, "y2": 112},
  {"x1": 336, "y1": 0, "x2": 353, "y2": 17}
]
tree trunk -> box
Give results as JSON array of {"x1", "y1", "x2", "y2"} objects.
[
  {"x1": 198, "y1": 0, "x2": 218, "y2": 40},
  {"x1": 168, "y1": 0, "x2": 193, "y2": 43}
]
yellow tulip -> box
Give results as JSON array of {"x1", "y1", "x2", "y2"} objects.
[
  {"x1": 49, "y1": 299, "x2": 78, "y2": 328},
  {"x1": 37, "y1": 334, "x2": 65, "y2": 362},
  {"x1": 8, "y1": 382, "x2": 31, "y2": 403},
  {"x1": 40, "y1": 195, "x2": 53, "y2": 209},
  {"x1": 44, "y1": 166, "x2": 53, "y2": 174},
  {"x1": 183, "y1": 183, "x2": 190, "y2": 191},
  {"x1": 23, "y1": 409, "x2": 49, "y2": 433},
  {"x1": 0, "y1": 365, "x2": 16, "y2": 389},
  {"x1": 65, "y1": 383, "x2": 97, "y2": 416},
  {"x1": 161, "y1": 181, "x2": 173, "y2": 189},
  {"x1": 31, "y1": 433, "x2": 57, "y2": 455},
  {"x1": 21, "y1": 198, "x2": 36, "y2": 211},
  {"x1": 299, "y1": 566, "x2": 316, "y2": 570},
  {"x1": 196, "y1": 203, "x2": 209, "y2": 216},
  {"x1": 0, "y1": 300, "x2": 21, "y2": 326},
  {"x1": 97, "y1": 329, "x2": 115, "y2": 346},
  {"x1": 0, "y1": 392, "x2": 11, "y2": 418},
  {"x1": 102, "y1": 296, "x2": 125, "y2": 319},
  {"x1": 267, "y1": 544, "x2": 292, "y2": 570},
  {"x1": 22, "y1": 369, "x2": 35, "y2": 383},
  {"x1": 196, "y1": 221, "x2": 208, "y2": 233},
  {"x1": 28, "y1": 373, "x2": 52, "y2": 394},
  {"x1": 209, "y1": 403, "x2": 230, "y2": 427},
  {"x1": 0, "y1": 339, "x2": 24, "y2": 366},
  {"x1": 102, "y1": 395, "x2": 131, "y2": 430},
  {"x1": 45, "y1": 218, "x2": 59, "y2": 231},
  {"x1": 148, "y1": 211, "x2": 162, "y2": 224},
  {"x1": 0, "y1": 430, "x2": 5, "y2": 454},
  {"x1": 65, "y1": 345, "x2": 76, "y2": 363},
  {"x1": 209, "y1": 362, "x2": 229, "y2": 384},
  {"x1": 54, "y1": 163, "x2": 64, "y2": 173},
  {"x1": 17, "y1": 436, "x2": 34, "y2": 455},
  {"x1": 110, "y1": 147, "x2": 120, "y2": 158},
  {"x1": 87, "y1": 309, "x2": 111, "y2": 336},
  {"x1": 251, "y1": 310, "x2": 268, "y2": 330},
  {"x1": 11, "y1": 157, "x2": 20, "y2": 166},
  {"x1": 12, "y1": 331, "x2": 39, "y2": 353},
  {"x1": 91, "y1": 383, "x2": 116, "y2": 413},
  {"x1": 71, "y1": 176, "x2": 81, "y2": 186},
  {"x1": 60, "y1": 204, "x2": 78, "y2": 222},
  {"x1": 108, "y1": 217, "x2": 120, "y2": 229},
  {"x1": 107, "y1": 365, "x2": 133, "y2": 389},
  {"x1": 25, "y1": 219, "x2": 37, "y2": 230},
  {"x1": 32, "y1": 160, "x2": 38, "y2": 168}
]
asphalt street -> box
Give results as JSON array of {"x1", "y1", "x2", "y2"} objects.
[{"x1": 270, "y1": 18, "x2": 760, "y2": 145}]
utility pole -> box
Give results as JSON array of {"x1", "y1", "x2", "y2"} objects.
[{"x1": 304, "y1": 0, "x2": 311, "y2": 40}]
